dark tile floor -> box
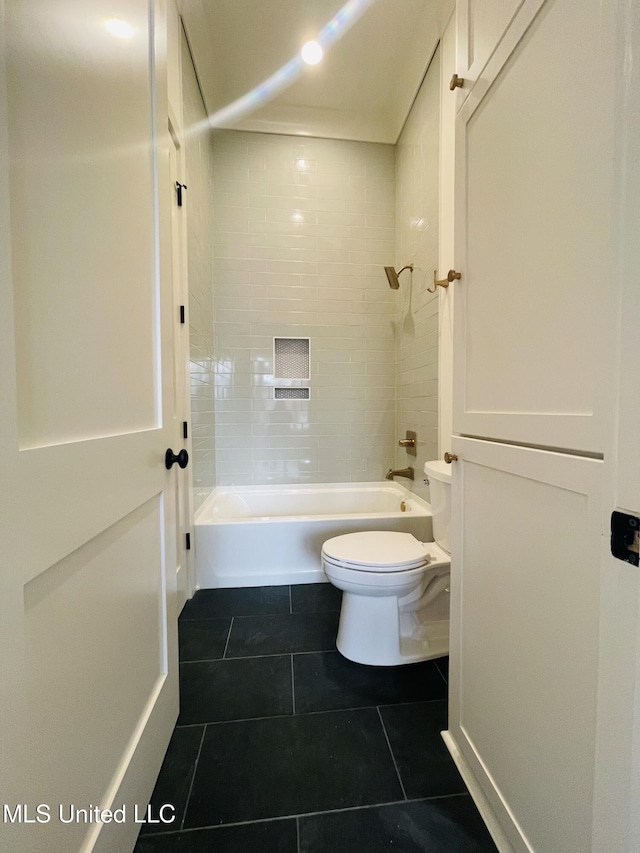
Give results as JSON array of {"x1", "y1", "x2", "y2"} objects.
[{"x1": 134, "y1": 584, "x2": 498, "y2": 853}]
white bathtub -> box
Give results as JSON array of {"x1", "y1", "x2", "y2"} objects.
[{"x1": 194, "y1": 482, "x2": 433, "y2": 588}]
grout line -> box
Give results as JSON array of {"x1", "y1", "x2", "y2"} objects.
[
  {"x1": 222, "y1": 618, "x2": 234, "y2": 659},
  {"x1": 435, "y1": 658, "x2": 448, "y2": 686},
  {"x1": 182, "y1": 650, "x2": 300, "y2": 664},
  {"x1": 223, "y1": 648, "x2": 335, "y2": 661},
  {"x1": 180, "y1": 648, "x2": 337, "y2": 664},
  {"x1": 174, "y1": 698, "x2": 446, "y2": 729},
  {"x1": 296, "y1": 815, "x2": 300, "y2": 853},
  {"x1": 291, "y1": 655, "x2": 296, "y2": 715},
  {"x1": 180, "y1": 608, "x2": 314, "y2": 623},
  {"x1": 377, "y1": 706, "x2": 408, "y2": 801},
  {"x1": 181, "y1": 651, "x2": 441, "y2": 671},
  {"x1": 143, "y1": 793, "x2": 470, "y2": 837},
  {"x1": 227, "y1": 612, "x2": 340, "y2": 623},
  {"x1": 180, "y1": 651, "x2": 302, "y2": 665},
  {"x1": 289, "y1": 585, "x2": 293, "y2": 615},
  {"x1": 178, "y1": 616, "x2": 232, "y2": 623},
  {"x1": 180, "y1": 725, "x2": 207, "y2": 831}
]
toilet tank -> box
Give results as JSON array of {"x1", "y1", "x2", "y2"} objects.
[{"x1": 423, "y1": 461, "x2": 452, "y2": 553}]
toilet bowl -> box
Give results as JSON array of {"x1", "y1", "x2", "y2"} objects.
[{"x1": 322, "y1": 460, "x2": 452, "y2": 666}]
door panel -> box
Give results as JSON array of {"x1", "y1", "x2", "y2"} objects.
[
  {"x1": 453, "y1": 0, "x2": 615, "y2": 453},
  {"x1": 449, "y1": 437, "x2": 602, "y2": 853},
  {"x1": 8, "y1": 0, "x2": 158, "y2": 450},
  {"x1": 24, "y1": 498, "x2": 167, "y2": 851},
  {"x1": 455, "y1": 0, "x2": 525, "y2": 108},
  {"x1": 0, "y1": 2, "x2": 179, "y2": 852}
]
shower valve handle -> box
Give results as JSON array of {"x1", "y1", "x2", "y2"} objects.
[{"x1": 165, "y1": 448, "x2": 189, "y2": 470}]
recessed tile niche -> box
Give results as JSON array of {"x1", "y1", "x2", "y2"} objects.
[{"x1": 274, "y1": 338, "x2": 310, "y2": 381}]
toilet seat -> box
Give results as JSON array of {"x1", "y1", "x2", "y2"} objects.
[
  {"x1": 322, "y1": 531, "x2": 430, "y2": 573},
  {"x1": 321, "y1": 530, "x2": 451, "y2": 666}
]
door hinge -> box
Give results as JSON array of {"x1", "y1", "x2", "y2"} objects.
[
  {"x1": 183, "y1": 421, "x2": 188, "y2": 440},
  {"x1": 186, "y1": 532, "x2": 191, "y2": 551},
  {"x1": 175, "y1": 181, "x2": 187, "y2": 207},
  {"x1": 180, "y1": 305, "x2": 185, "y2": 324}
]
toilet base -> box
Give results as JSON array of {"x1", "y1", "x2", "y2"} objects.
[{"x1": 336, "y1": 588, "x2": 449, "y2": 666}]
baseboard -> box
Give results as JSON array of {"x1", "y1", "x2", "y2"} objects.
[{"x1": 441, "y1": 730, "x2": 517, "y2": 853}]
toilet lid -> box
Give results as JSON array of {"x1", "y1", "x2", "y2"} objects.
[{"x1": 322, "y1": 531, "x2": 429, "y2": 572}]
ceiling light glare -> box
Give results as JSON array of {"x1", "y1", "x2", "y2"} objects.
[
  {"x1": 301, "y1": 40, "x2": 323, "y2": 65},
  {"x1": 205, "y1": 0, "x2": 379, "y2": 128},
  {"x1": 105, "y1": 19, "x2": 134, "y2": 39}
]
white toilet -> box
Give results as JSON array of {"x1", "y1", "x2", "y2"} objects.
[{"x1": 322, "y1": 460, "x2": 452, "y2": 666}]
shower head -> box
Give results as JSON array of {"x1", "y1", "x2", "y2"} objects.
[
  {"x1": 384, "y1": 266, "x2": 400, "y2": 289},
  {"x1": 384, "y1": 264, "x2": 413, "y2": 289}
]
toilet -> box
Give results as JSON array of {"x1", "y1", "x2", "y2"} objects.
[{"x1": 322, "y1": 460, "x2": 451, "y2": 666}]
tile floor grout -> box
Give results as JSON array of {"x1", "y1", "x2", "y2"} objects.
[
  {"x1": 175, "y1": 696, "x2": 448, "y2": 730},
  {"x1": 180, "y1": 724, "x2": 207, "y2": 831},
  {"x1": 291, "y1": 654, "x2": 296, "y2": 715},
  {"x1": 228, "y1": 611, "x2": 341, "y2": 620},
  {"x1": 376, "y1": 706, "x2": 408, "y2": 801},
  {"x1": 435, "y1": 658, "x2": 448, "y2": 686},
  {"x1": 144, "y1": 792, "x2": 471, "y2": 837},
  {"x1": 181, "y1": 610, "x2": 341, "y2": 624},
  {"x1": 184, "y1": 648, "x2": 337, "y2": 663},
  {"x1": 180, "y1": 648, "x2": 439, "y2": 664},
  {"x1": 221, "y1": 617, "x2": 234, "y2": 659}
]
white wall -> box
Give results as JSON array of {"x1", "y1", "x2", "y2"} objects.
[
  {"x1": 210, "y1": 131, "x2": 397, "y2": 486},
  {"x1": 395, "y1": 47, "x2": 441, "y2": 498},
  {"x1": 181, "y1": 30, "x2": 216, "y2": 511}
]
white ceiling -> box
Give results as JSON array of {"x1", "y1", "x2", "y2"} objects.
[{"x1": 179, "y1": 0, "x2": 455, "y2": 144}]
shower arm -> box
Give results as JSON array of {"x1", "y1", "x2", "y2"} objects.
[{"x1": 384, "y1": 263, "x2": 414, "y2": 289}]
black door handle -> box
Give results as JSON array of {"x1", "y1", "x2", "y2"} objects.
[{"x1": 165, "y1": 448, "x2": 189, "y2": 470}]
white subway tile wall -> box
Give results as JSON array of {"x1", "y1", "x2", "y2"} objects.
[
  {"x1": 182, "y1": 32, "x2": 216, "y2": 510},
  {"x1": 395, "y1": 47, "x2": 440, "y2": 499},
  {"x1": 211, "y1": 130, "x2": 397, "y2": 486}
]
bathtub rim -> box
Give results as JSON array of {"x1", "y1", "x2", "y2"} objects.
[{"x1": 195, "y1": 480, "x2": 431, "y2": 526}]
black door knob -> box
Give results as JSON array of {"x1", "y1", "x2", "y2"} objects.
[{"x1": 165, "y1": 448, "x2": 189, "y2": 470}]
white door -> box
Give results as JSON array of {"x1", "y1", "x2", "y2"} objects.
[
  {"x1": 168, "y1": 125, "x2": 193, "y2": 615},
  {"x1": 0, "y1": 2, "x2": 180, "y2": 852},
  {"x1": 446, "y1": 0, "x2": 627, "y2": 851}
]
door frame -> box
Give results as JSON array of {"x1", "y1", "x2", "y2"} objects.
[{"x1": 168, "y1": 107, "x2": 195, "y2": 612}]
